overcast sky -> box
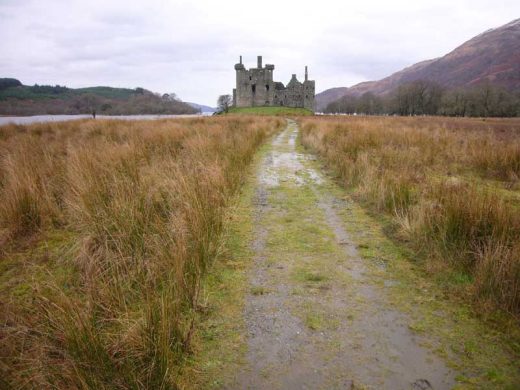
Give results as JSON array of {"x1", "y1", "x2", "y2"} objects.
[{"x1": 0, "y1": 0, "x2": 518, "y2": 106}]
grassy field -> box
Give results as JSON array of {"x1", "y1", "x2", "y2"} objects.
[
  {"x1": 227, "y1": 106, "x2": 313, "y2": 116},
  {"x1": 187, "y1": 118, "x2": 520, "y2": 388},
  {"x1": 300, "y1": 116, "x2": 520, "y2": 318},
  {"x1": 0, "y1": 116, "x2": 283, "y2": 388},
  {"x1": 2, "y1": 114, "x2": 519, "y2": 388}
]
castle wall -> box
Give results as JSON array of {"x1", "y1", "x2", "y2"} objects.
[
  {"x1": 236, "y1": 72, "x2": 275, "y2": 107},
  {"x1": 303, "y1": 80, "x2": 315, "y2": 111},
  {"x1": 234, "y1": 56, "x2": 315, "y2": 111}
]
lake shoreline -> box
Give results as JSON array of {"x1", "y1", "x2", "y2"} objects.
[{"x1": 0, "y1": 113, "x2": 214, "y2": 126}]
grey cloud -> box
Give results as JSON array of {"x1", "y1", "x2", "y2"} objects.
[{"x1": 1, "y1": 0, "x2": 519, "y2": 105}]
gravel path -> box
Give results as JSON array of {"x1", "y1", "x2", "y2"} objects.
[{"x1": 230, "y1": 120, "x2": 456, "y2": 389}]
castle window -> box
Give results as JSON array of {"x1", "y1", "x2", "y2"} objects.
[
  {"x1": 306, "y1": 95, "x2": 308, "y2": 98},
  {"x1": 252, "y1": 84, "x2": 256, "y2": 93},
  {"x1": 265, "y1": 84, "x2": 269, "y2": 91},
  {"x1": 249, "y1": 76, "x2": 252, "y2": 80}
]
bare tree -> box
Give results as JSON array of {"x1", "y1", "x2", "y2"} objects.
[
  {"x1": 217, "y1": 94, "x2": 232, "y2": 113},
  {"x1": 392, "y1": 80, "x2": 443, "y2": 115},
  {"x1": 324, "y1": 81, "x2": 519, "y2": 118},
  {"x1": 162, "y1": 93, "x2": 180, "y2": 102},
  {"x1": 440, "y1": 88, "x2": 470, "y2": 116},
  {"x1": 78, "y1": 93, "x2": 101, "y2": 117}
]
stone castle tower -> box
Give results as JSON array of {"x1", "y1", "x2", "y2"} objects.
[{"x1": 232, "y1": 56, "x2": 315, "y2": 111}]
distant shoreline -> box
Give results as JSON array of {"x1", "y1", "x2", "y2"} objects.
[{"x1": 0, "y1": 113, "x2": 213, "y2": 126}]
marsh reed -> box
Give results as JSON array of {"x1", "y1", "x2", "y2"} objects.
[
  {"x1": 0, "y1": 116, "x2": 282, "y2": 388},
  {"x1": 300, "y1": 116, "x2": 520, "y2": 316}
]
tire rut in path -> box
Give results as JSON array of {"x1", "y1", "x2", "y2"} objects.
[{"x1": 231, "y1": 120, "x2": 456, "y2": 390}]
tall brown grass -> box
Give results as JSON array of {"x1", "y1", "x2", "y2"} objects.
[
  {"x1": 300, "y1": 116, "x2": 520, "y2": 316},
  {"x1": 0, "y1": 116, "x2": 282, "y2": 388}
]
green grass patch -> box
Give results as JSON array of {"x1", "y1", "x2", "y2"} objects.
[
  {"x1": 305, "y1": 311, "x2": 324, "y2": 330},
  {"x1": 250, "y1": 286, "x2": 269, "y2": 295},
  {"x1": 294, "y1": 268, "x2": 328, "y2": 283},
  {"x1": 227, "y1": 106, "x2": 313, "y2": 116},
  {"x1": 299, "y1": 305, "x2": 340, "y2": 332},
  {"x1": 265, "y1": 186, "x2": 336, "y2": 255},
  {"x1": 0, "y1": 229, "x2": 78, "y2": 300}
]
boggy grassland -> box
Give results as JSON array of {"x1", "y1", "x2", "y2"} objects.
[
  {"x1": 2, "y1": 115, "x2": 519, "y2": 388},
  {"x1": 0, "y1": 116, "x2": 283, "y2": 388},
  {"x1": 300, "y1": 116, "x2": 520, "y2": 317}
]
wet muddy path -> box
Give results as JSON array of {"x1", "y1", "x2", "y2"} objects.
[{"x1": 227, "y1": 120, "x2": 457, "y2": 389}]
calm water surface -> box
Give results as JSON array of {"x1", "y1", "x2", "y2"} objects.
[{"x1": 0, "y1": 113, "x2": 212, "y2": 126}]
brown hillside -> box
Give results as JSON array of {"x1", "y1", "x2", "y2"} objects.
[{"x1": 316, "y1": 18, "x2": 520, "y2": 110}]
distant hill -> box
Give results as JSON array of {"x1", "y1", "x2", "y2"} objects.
[
  {"x1": 0, "y1": 79, "x2": 198, "y2": 116},
  {"x1": 316, "y1": 18, "x2": 520, "y2": 110},
  {"x1": 187, "y1": 102, "x2": 216, "y2": 113},
  {"x1": 314, "y1": 87, "x2": 350, "y2": 111}
]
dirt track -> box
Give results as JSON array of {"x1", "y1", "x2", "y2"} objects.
[{"x1": 229, "y1": 120, "x2": 455, "y2": 389}]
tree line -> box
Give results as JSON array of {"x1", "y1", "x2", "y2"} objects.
[
  {"x1": 0, "y1": 78, "x2": 22, "y2": 90},
  {"x1": 324, "y1": 80, "x2": 520, "y2": 117},
  {"x1": 0, "y1": 89, "x2": 198, "y2": 116}
]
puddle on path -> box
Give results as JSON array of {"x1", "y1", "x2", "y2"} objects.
[
  {"x1": 231, "y1": 120, "x2": 456, "y2": 389},
  {"x1": 259, "y1": 123, "x2": 324, "y2": 189}
]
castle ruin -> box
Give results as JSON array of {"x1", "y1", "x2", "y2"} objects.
[{"x1": 232, "y1": 56, "x2": 315, "y2": 111}]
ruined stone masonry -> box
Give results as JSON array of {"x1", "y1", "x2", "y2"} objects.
[{"x1": 233, "y1": 55, "x2": 315, "y2": 111}]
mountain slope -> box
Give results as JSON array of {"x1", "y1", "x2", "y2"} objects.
[
  {"x1": 313, "y1": 87, "x2": 350, "y2": 113},
  {"x1": 316, "y1": 18, "x2": 520, "y2": 110}
]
